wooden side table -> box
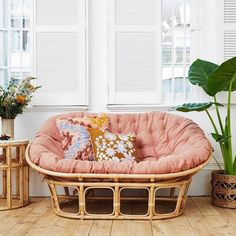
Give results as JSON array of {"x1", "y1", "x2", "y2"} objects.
[{"x1": 0, "y1": 139, "x2": 29, "y2": 210}]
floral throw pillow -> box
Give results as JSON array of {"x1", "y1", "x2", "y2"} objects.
[
  {"x1": 88, "y1": 128, "x2": 138, "y2": 162},
  {"x1": 56, "y1": 113, "x2": 109, "y2": 160},
  {"x1": 63, "y1": 113, "x2": 109, "y2": 131}
]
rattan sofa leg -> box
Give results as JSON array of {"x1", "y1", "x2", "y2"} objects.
[
  {"x1": 44, "y1": 175, "x2": 195, "y2": 220},
  {"x1": 148, "y1": 184, "x2": 155, "y2": 219},
  {"x1": 114, "y1": 185, "x2": 119, "y2": 218},
  {"x1": 48, "y1": 183, "x2": 60, "y2": 214},
  {"x1": 181, "y1": 180, "x2": 191, "y2": 211},
  {"x1": 79, "y1": 183, "x2": 85, "y2": 218},
  {"x1": 175, "y1": 184, "x2": 187, "y2": 214}
]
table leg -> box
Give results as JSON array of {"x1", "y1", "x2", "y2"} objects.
[
  {"x1": 2, "y1": 170, "x2": 7, "y2": 198},
  {"x1": 6, "y1": 146, "x2": 12, "y2": 208},
  {"x1": 2, "y1": 148, "x2": 7, "y2": 197},
  {"x1": 24, "y1": 164, "x2": 29, "y2": 203},
  {"x1": 16, "y1": 147, "x2": 20, "y2": 197},
  {"x1": 19, "y1": 145, "x2": 24, "y2": 205}
]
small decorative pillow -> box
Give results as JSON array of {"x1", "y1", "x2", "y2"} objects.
[
  {"x1": 88, "y1": 128, "x2": 138, "y2": 162},
  {"x1": 56, "y1": 113, "x2": 109, "y2": 160}
]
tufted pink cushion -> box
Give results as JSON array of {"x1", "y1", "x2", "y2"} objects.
[{"x1": 29, "y1": 112, "x2": 212, "y2": 174}]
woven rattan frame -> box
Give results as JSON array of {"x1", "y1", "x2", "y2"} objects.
[
  {"x1": 0, "y1": 140, "x2": 29, "y2": 210},
  {"x1": 26, "y1": 143, "x2": 211, "y2": 220}
]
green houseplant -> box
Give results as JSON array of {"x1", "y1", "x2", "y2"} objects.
[{"x1": 174, "y1": 57, "x2": 236, "y2": 208}]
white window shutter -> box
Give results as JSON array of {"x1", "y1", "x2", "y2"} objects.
[
  {"x1": 33, "y1": 0, "x2": 88, "y2": 106},
  {"x1": 214, "y1": 0, "x2": 236, "y2": 104},
  {"x1": 107, "y1": 0, "x2": 162, "y2": 105},
  {"x1": 224, "y1": 0, "x2": 236, "y2": 60}
]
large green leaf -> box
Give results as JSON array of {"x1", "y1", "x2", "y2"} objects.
[
  {"x1": 188, "y1": 59, "x2": 219, "y2": 96},
  {"x1": 172, "y1": 102, "x2": 223, "y2": 112},
  {"x1": 207, "y1": 57, "x2": 236, "y2": 96}
]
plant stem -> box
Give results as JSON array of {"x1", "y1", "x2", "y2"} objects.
[
  {"x1": 227, "y1": 82, "x2": 232, "y2": 159},
  {"x1": 233, "y1": 155, "x2": 236, "y2": 174},
  {"x1": 205, "y1": 109, "x2": 219, "y2": 134},
  {"x1": 226, "y1": 77, "x2": 236, "y2": 174},
  {"x1": 214, "y1": 96, "x2": 224, "y2": 135},
  {"x1": 205, "y1": 109, "x2": 229, "y2": 172},
  {"x1": 212, "y1": 96, "x2": 229, "y2": 172}
]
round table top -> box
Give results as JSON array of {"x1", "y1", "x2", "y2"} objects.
[{"x1": 0, "y1": 139, "x2": 29, "y2": 145}]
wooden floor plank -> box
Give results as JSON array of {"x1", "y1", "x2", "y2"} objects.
[
  {"x1": 47, "y1": 218, "x2": 93, "y2": 236},
  {"x1": 152, "y1": 210, "x2": 195, "y2": 236},
  {"x1": 1, "y1": 198, "x2": 48, "y2": 236},
  {"x1": 66, "y1": 220, "x2": 94, "y2": 236},
  {"x1": 151, "y1": 198, "x2": 195, "y2": 236},
  {"x1": 0, "y1": 198, "x2": 42, "y2": 235},
  {"x1": 88, "y1": 220, "x2": 113, "y2": 236},
  {"x1": 110, "y1": 220, "x2": 132, "y2": 236},
  {"x1": 191, "y1": 197, "x2": 234, "y2": 236},
  {"x1": 0, "y1": 197, "x2": 236, "y2": 236},
  {"x1": 87, "y1": 201, "x2": 113, "y2": 236},
  {"x1": 23, "y1": 208, "x2": 58, "y2": 236},
  {"x1": 205, "y1": 197, "x2": 236, "y2": 234},
  {"x1": 131, "y1": 220, "x2": 153, "y2": 236},
  {"x1": 13, "y1": 198, "x2": 58, "y2": 236},
  {"x1": 183, "y1": 197, "x2": 221, "y2": 236}
]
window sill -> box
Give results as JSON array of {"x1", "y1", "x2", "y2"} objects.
[
  {"x1": 106, "y1": 104, "x2": 175, "y2": 112},
  {"x1": 25, "y1": 105, "x2": 89, "y2": 112}
]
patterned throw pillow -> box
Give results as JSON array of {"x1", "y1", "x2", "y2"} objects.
[
  {"x1": 88, "y1": 128, "x2": 138, "y2": 162},
  {"x1": 61, "y1": 113, "x2": 109, "y2": 131},
  {"x1": 56, "y1": 113, "x2": 109, "y2": 160}
]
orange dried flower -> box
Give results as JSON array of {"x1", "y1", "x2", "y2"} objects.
[{"x1": 16, "y1": 95, "x2": 26, "y2": 104}]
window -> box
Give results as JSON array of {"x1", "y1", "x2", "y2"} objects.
[
  {"x1": 0, "y1": 0, "x2": 32, "y2": 86},
  {"x1": 107, "y1": 0, "x2": 195, "y2": 106},
  {"x1": 0, "y1": 0, "x2": 88, "y2": 107},
  {"x1": 162, "y1": 0, "x2": 191, "y2": 104}
]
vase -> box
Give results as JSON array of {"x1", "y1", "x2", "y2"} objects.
[
  {"x1": 211, "y1": 170, "x2": 236, "y2": 208},
  {"x1": 1, "y1": 119, "x2": 14, "y2": 139}
]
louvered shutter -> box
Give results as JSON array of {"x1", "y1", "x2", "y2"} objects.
[
  {"x1": 216, "y1": 0, "x2": 236, "y2": 104},
  {"x1": 107, "y1": 0, "x2": 162, "y2": 105},
  {"x1": 224, "y1": 0, "x2": 236, "y2": 60},
  {"x1": 33, "y1": 0, "x2": 88, "y2": 106}
]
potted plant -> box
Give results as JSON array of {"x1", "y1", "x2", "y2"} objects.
[
  {"x1": 173, "y1": 57, "x2": 236, "y2": 208},
  {"x1": 0, "y1": 77, "x2": 40, "y2": 139}
]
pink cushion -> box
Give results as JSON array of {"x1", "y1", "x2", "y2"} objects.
[{"x1": 29, "y1": 112, "x2": 212, "y2": 174}]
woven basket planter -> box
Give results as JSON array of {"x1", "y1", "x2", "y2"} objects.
[{"x1": 211, "y1": 170, "x2": 236, "y2": 209}]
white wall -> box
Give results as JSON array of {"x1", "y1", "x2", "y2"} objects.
[{"x1": 12, "y1": 0, "x2": 233, "y2": 196}]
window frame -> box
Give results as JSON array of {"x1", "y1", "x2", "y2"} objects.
[
  {"x1": 0, "y1": 0, "x2": 89, "y2": 109},
  {"x1": 0, "y1": 0, "x2": 33, "y2": 86},
  {"x1": 106, "y1": 0, "x2": 217, "y2": 110}
]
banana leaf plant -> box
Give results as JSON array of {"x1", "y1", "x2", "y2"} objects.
[{"x1": 173, "y1": 57, "x2": 236, "y2": 175}]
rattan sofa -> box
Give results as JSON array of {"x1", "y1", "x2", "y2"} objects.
[{"x1": 26, "y1": 112, "x2": 212, "y2": 220}]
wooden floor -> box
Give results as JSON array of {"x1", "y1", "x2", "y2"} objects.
[{"x1": 0, "y1": 197, "x2": 235, "y2": 236}]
